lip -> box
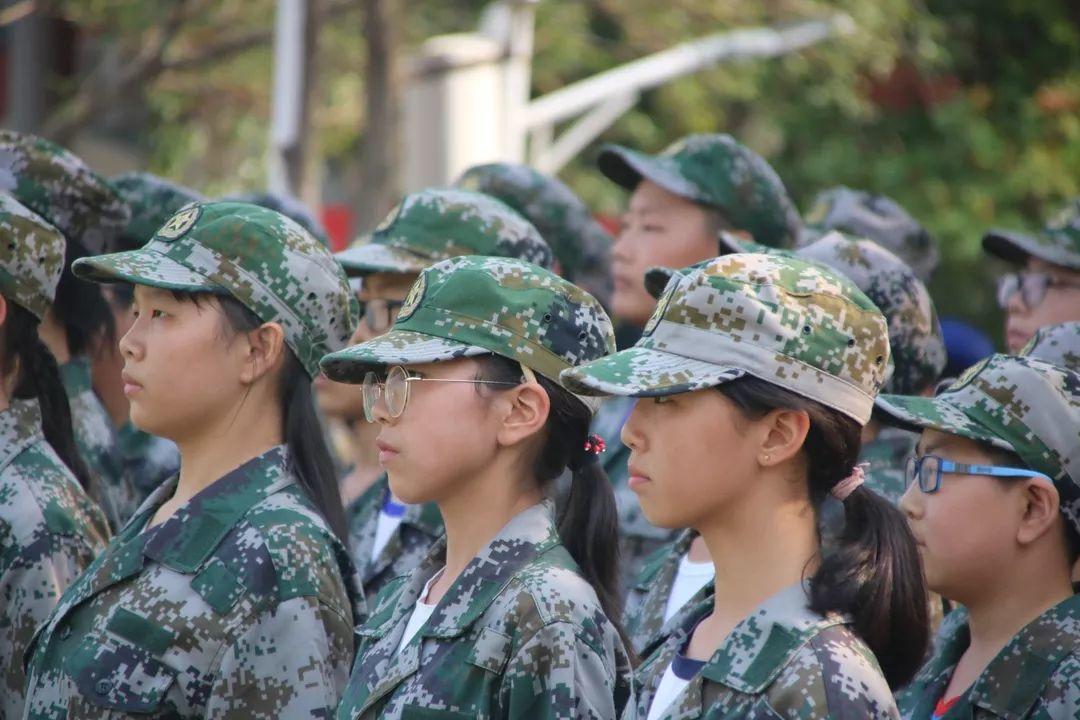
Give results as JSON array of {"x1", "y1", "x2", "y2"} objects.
[
  {"x1": 375, "y1": 438, "x2": 399, "y2": 466},
  {"x1": 121, "y1": 370, "x2": 143, "y2": 397},
  {"x1": 627, "y1": 464, "x2": 651, "y2": 491}
]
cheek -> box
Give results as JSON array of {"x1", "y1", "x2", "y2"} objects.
[
  {"x1": 1036, "y1": 291, "x2": 1080, "y2": 326},
  {"x1": 920, "y1": 487, "x2": 1016, "y2": 587},
  {"x1": 653, "y1": 223, "x2": 715, "y2": 268}
]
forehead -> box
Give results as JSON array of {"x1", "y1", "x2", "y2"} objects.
[
  {"x1": 917, "y1": 428, "x2": 994, "y2": 460},
  {"x1": 1026, "y1": 256, "x2": 1080, "y2": 279},
  {"x1": 627, "y1": 181, "x2": 701, "y2": 215}
]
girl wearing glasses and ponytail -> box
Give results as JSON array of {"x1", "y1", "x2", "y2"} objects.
[
  {"x1": 561, "y1": 254, "x2": 931, "y2": 718},
  {"x1": 322, "y1": 255, "x2": 632, "y2": 720}
]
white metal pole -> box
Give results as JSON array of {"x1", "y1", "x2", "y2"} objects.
[{"x1": 269, "y1": 0, "x2": 307, "y2": 195}]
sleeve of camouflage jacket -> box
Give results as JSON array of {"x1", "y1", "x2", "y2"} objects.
[
  {"x1": 204, "y1": 595, "x2": 355, "y2": 719},
  {"x1": 501, "y1": 620, "x2": 623, "y2": 719}
]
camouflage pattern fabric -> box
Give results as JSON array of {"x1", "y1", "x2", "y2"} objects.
[
  {"x1": 454, "y1": 162, "x2": 614, "y2": 308},
  {"x1": 631, "y1": 582, "x2": 899, "y2": 718},
  {"x1": 58, "y1": 357, "x2": 138, "y2": 532},
  {"x1": 334, "y1": 188, "x2": 554, "y2": 277},
  {"x1": 562, "y1": 253, "x2": 891, "y2": 426},
  {"x1": 224, "y1": 191, "x2": 331, "y2": 248},
  {"x1": 896, "y1": 595, "x2": 1080, "y2": 718},
  {"x1": 0, "y1": 400, "x2": 110, "y2": 720},
  {"x1": 110, "y1": 172, "x2": 205, "y2": 252},
  {"x1": 23, "y1": 446, "x2": 361, "y2": 719},
  {"x1": 0, "y1": 193, "x2": 65, "y2": 320},
  {"x1": 72, "y1": 201, "x2": 360, "y2": 379},
  {"x1": 597, "y1": 134, "x2": 801, "y2": 248},
  {"x1": 800, "y1": 186, "x2": 938, "y2": 281},
  {"x1": 876, "y1": 354, "x2": 1080, "y2": 535},
  {"x1": 983, "y1": 197, "x2": 1080, "y2": 270},
  {"x1": 116, "y1": 421, "x2": 180, "y2": 507},
  {"x1": 859, "y1": 424, "x2": 919, "y2": 505},
  {"x1": 0, "y1": 131, "x2": 130, "y2": 254},
  {"x1": 345, "y1": 474, "x2": 443, "y2": 607},
  {"x1": 335, "y1": 502, "x2": 633, "y2": 719},
  {"x1": 1020, "y1": 321, "x2": 1080, "y2": 372}
]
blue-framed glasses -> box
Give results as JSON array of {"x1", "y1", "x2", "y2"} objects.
[{"x1": 905, "y1": 454, "x2": 1055, "y2": 494}]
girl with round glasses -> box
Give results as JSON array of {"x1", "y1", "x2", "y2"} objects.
[{"x1": 322, "y1": 255, "x2": 632, "y2": 719}]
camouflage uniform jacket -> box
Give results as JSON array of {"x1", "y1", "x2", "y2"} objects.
[
  {"x1": 592, "y1": 396, "x2": 677, "y2": 591},
  {"x1": 115, "y1": 421, "x2": 180, "y2": 508},
  {"x1": 859, "y1": 425, "x2": 918, "y2": 505},
  {"x1": 897, "y1": 596, "x2": 1080, "y2": 719},
  {"x1": 0, "y1": 400, "x2": 110, "y2": 720},
  {"x1": 623, "y1": 529, "x2": 713, "y2": 657},
  {"x1": 58, "y1": 356, "x2": 138, "y2": 530},
  {"x1": 336, "y1": 501, "x2": 634, "y2": 719},
  {"x1": 345, "y1": 474, "x2": 443, "y2": 607},
  {"x1": 630, "y1": 583, "x2": 899, "y2": 719},
  {"x1": 22, "y1": 446, "x2": 359, "y2": 719}
]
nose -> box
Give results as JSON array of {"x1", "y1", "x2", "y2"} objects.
[
  {"x1": 899, "y1": 480, "x2": 923, "y2": 522},
  {"x1": 620, "y1": 400, "x2": 645, "y2": 451},
  {"x1": 368, "y1": 384, "x2": 395, "y2": 425},
  {"x1": 118, "y1": 313, "x2": 144, "y2": 361},
  {"x1": 611, "y1": 228, "x2": 636, "y2": 265}
]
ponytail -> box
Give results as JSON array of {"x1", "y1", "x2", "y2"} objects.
[
  {"x1": 718, "y1": 376, "x2": 929, "y2": 689},
  {"x1": 1, "y1": 302, "x2": 93, "y2": 490}
]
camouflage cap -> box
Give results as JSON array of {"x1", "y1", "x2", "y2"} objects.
[
  {"x1": 800, "y1": 187, "x2": 938, "y2": 282},
  {"x1": 983, "y1": 198, "x2": 1080, "y2": 270},
  {"x1": 111, "y1": 172, "x2": 205, "y2": 252},
  {"x1": 335, "y1": 188, "x2": 554, "y2": 277},
  {"x1": 454, "y1": 163, "x2": 613, "y2": 306},
  {"x1": 0, "y1": 130, "x2": 130, "y2": 254},
  {"x1": 320, "y1": 255, "x2": 615, "y2": 411},
  {"x1": 562, "y1": 253, "x2": 891, "y2": 424},
  {"x1": 0, "y1": 193, "x2": 65, "y2": 320},
  {"x1": 876, "y1": 355, "x2": 1080, "y2": 531},
  {"x1": 596, "y1": 134, "x2": 801, "y2": 248},
  {"x1": 1020, "y1": 321, "x2": 1080, "y2": 373},
  {"x1": 224, "y1": 191, "x2": 331, "y2": 247},
  {"x1": 71, "y1": 201, "x2": 359, "y2": 378}
]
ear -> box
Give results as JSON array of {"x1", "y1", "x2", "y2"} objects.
[
  {"x1": 757, "y1": 407, "x2": 811, "y2": 468},
  {"x1": 495, "y1": 381, "x2": 550, "y2": 449},
  {"x1": 238, "y1": 322, "x2": 287, "y2": 385},
  {"x1": 1016, "y1": 478, "x2": 1062, "y2": 547}
]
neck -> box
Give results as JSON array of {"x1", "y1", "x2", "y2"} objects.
[
  {"x1": 339, "y1": 419, "x2": 385, "y2": 505},
  {"x1": 861, "y1": 417, "x2": 881, "y2": 445},
  {"x1": 38, "y1": 313, "x2": 71, "y2": 365}
]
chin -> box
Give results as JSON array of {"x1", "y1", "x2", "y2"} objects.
[
  {"x1": 611, "y1": 296, "x2": 652, "y2": 327},
  {"x1": 387, "y1": 469, "x2": 435, "y2": 506}
]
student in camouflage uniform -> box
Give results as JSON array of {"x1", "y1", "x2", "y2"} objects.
[
  {"x1": 22, "y1": 201, "x2": 363, "y2": 719},
  {"x1": 0, "y1": 194, "x2": 111, "y2": 720},
  {"x1": 325, "y1": 188, "x2": 555, "y2": 606},
  {"x1": 592, "y1": 134, "x2": 803, "y2": 588},
  {"x1": 0, "y1": 130, "x2": 138, "y2": 530},
  {"x1": 322, "y1": 255, "x2": 632, "y2": 719},
  {"x1": 1020, "y1": 320, "x2": 1079, "y2": 371},
  {"x1": 984, "y1": 198, "x2": 1080, "y2": 352},
  {"x1": 876, "y1": 354, "x2": 1080, "y2": 718},
  {"x1": 454, "y1": 161, "x2": 614, "y2": 308},
  {"x1": 106, "y1": 172, "x2": 204, "y2": 504},
  {"x1": 562, "y1": 253, "x2": 930, "y2": 718}
]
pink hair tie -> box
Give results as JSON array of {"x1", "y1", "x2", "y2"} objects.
[{"x1": 831, "y1": 463, "x2": 868, "y2": 502}]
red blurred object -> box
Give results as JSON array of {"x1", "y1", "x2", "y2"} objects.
[
  {"x1": 866, "y1": 61, "x2": 959, "y2": 111},
  {"x1": 321, "y1": 204, "x2": 354, "y2": 251}
]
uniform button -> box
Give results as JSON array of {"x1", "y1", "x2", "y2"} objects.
[
  {"x1": 95, "y1": 679, "x2": 110, "y2": 696},
  {"x1": 58, "y1": 626, "x2": 72, "y2": 640}
]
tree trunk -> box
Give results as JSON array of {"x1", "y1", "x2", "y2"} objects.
[{"x1": 356, "y1": 0, "x2": 402, "y2": 232}]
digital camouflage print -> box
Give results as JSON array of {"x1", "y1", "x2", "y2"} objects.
[
  {"x1": 983, "y1": 197, "x2": 1080, "y2": 270},
  {"x1": 110, "y1": 172, "x2": 205, "y2": 251},
  {"x1": 631, "y1": 582, "x2": 899, "y2": 719},
  {"x1": 72, "y1": 200, "x2": 360, "y2": 379},
  {"x1": 454, "y1": 162, "x2": 614, "y2": 308},
  {"x1": 0, "y1": 192, "x2": 65, "y2": 321},
  {"x1": 0, "y1": 130, "x2": 130, "y2": 254},
  {"x1": 335, "y1": 502, "x2": 633, "y2": 719},
  {"x1": 597, "y1": 133, "x2": 801, "y2": 248},
  {"x1": 0, "y1": 400, "x2": 110, "y2": 720},
  {"x1": 334, "y1": 188, "x2": 554, "y2": 276},
  {"x1": 224, "y1": 191, "x2": 331, "y2": 248},
  {"x1": 896, "y1": 595, "x2": 1080, "y2": 718},
  {"x1": 22, "y1": 446, "x2": 361, "y2": 719},
  {"x1": 1020, "y1": 321, "x2": 1080, "y2": 373}
]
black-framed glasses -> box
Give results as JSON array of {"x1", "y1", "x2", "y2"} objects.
[
  {"x1": 905, "y1": 454, "x2": 1054, "y2": 494},
  {"x1": 361, "y1": 365, "x2": 534, "y2": 423},
  {"x1": 996, "y1": 272, "x2": 1080, "y2": 310},
  {"x1": 363, "y1": 299, "x2": 406, "y2": 333}
]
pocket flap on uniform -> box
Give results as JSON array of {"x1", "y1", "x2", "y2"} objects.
[
  {"x1": 66, "y1": 634, "x2": 177, "y2": 713},
  {"x1": 107, "y1": 607, "x2": 176, "y2": 655},
  {"x1": 466, "y1": 626, "x2": 512, "y2": 675}
]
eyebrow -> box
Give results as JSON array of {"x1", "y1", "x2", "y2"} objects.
[{"x1": 915, "y1": 438, "x2": 948, "y2": 456}]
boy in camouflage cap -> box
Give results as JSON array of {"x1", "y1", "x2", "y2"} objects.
[
  {"x1": 322, "y1": 255, "x2": 632, "y2": 719},
  {"x1": 876, "y1": 355, "x2": 1080, "y2": 718},
  {"x1": 1021, "y1": 321, "x2": 1079, "y2": 372},
  {"x1": 454, "y1": 162, "x2": 613, "y2": 307},
  {"x1": 0, "y1": 194, "x2": 111, "y2": 719},
  {"x1": 984, "y1": 198, "x2": 1080, "y2": 352}
]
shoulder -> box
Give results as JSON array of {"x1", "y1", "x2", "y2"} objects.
[{"x1": 1039, "y1": 652, "x2": 1080, "y2": 715}]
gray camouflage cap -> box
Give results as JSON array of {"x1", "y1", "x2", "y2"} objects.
[
  {"x1": 320, "y1": 255, "x2": 615, "y2": 411},
  {"x1": 0, "y1": 193, "x2": 65, "y2": 320},
  {"x1": 111, "y1": 172, "x2": 205, "y2": 252},
  {"x1": 71, "y1": 201, "x2": 359, "y2": 378},
  {"x1": 454, "y1": 163, "x2": 613, "y2": 307},
  {"x1": 596, "y1": 133, "x2": 801, "y2": 248},
  {"x1": 800, "y1": 186, "x2": 938, "y2": 282},
  {"x1": 983, "y1": 198, "x2": 1080, "y2": 270},
  {"x1": 224, "y1": 191, "x2": 331, "y2": 248},
  {"x1": 562, "y1": 253, "x2": 891, "y2": 424},
  {"x1": 876, "y1": 355, "x2": 1080, "y2": 532},
  {"x1": 335, "y1": 188, "x2": 554, "y2": 277},
  {"x1": 1020, "y1": 322, "x2": 1080, "y2": 373},
  {"x1": 0, "y1": 130, "x2": 130, "y2": 254}
]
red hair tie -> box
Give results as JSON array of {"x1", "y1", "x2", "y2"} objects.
[{"x1": 584, "y1": 435, "x2": 606, "y2": 455}]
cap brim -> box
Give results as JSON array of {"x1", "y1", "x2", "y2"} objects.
[
  {"x1": 71, "y1": 247, "x2": 218, "y2": 291},
  {"x1": 981, "y1": 229, "x2": 1042, "y2": 266},
  {"x1": 320, "y1": 329, "x2": 491, "y2": 382},
  {"x1": 596, "y1": 145, "x2": 704, "y2": 203},
  {"x1": 334, "y1": 241, "x2": 432, "y2": 277},
  {"x1": 560, "y1": 345, "x2": 746, "y2": 397},
  {"x1": 873, "y1": 393, "x2": 1014, "y2": 453}
]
